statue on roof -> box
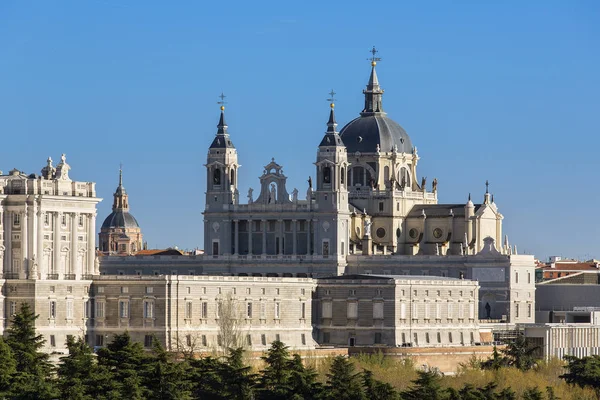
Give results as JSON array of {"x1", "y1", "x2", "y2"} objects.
[
  {"x1": 432, "y1": 178, "x2": 438, "y2": 192},
  {"x1": 307, "y1": 176, "x2": 312, "y2": 190},
  {"x1": 247, "y1": 188, "x2": 254, "y2": 204},
  {"x1": 421, "y1": 176, "x2": 426, "y2": 191}
]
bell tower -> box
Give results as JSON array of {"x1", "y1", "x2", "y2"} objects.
[
  {"x1": 204, "y1": 95, "x2": 240, "y2": 256},
  {"x1": 313, "y1": 93, "x2": 350, "y2": 262}
]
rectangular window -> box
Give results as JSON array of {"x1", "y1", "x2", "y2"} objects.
[
  {"x1": 146, "y1": 287, "x2": 153, "y2": 294},
  {"x1": 216, "y1": 302, "x2": 221, "y2": 319},
  {"x1": 9, "y1": 301, "x2": 17, "y2": 316},
  {"x1": 400, "y1": 302, "x2": 406, "y2": 319},
  {"x1": 119, "y1": 301, "x2": 129, "y2": 318},
  {"x1": 402, "y1": 333, "x2": 406, "y2": 344},
  {"x1": 201, "y1": 302, "x2": 208, "y2": 319},
  {"x1": 186, "y1": 335, "x2": 192, "y2": 347},
  {"x1": 50, "y1": 335, "x2": 56, "y2": 347},
  {"x1": 97, "y1": 286, "x2": 104, "y2": 293},
  {"x1": 246, "y1": 302, "x2": 253, "y2": 318},
  {"x1": 274, "y1": 302, "x2": 280, "y2": 319},
  {"x1": 515, "y1": 303, "x2": 520, "y2": 318},
  {"x1": 301, "y1": 334, "x2": 306, "y2": 345},
  {"x1": 275, "y1": 334, "x2": 280, "y2": 342},
  {"x1": 322, "y1": 241, "x2": 329, "y2": 257},
  {"x1": 322, "y1": 302, "x2": 332, "y2": 319},
  {"x1": 436, "y1": 303, "x2": 441, "y2": 319},
  {"x1": 347, "y1": 302, "x2": 358, "y2": 319},
  {"x1": 120, "y1": 286, "x2": 128, "y2": 294},
  {"x1": 373, "y1": 302, "x2": 384, "y2": 319},
  {"x1": 323, "y1": 332, "x2": 330, "y2": 343},
  {"x1": 96, "y1": 301, "x2": 105, "y2": 318},
  {"x1": 62, "y1": 214, "x2": 66, "y2": 226},
  {"x1": 78, "y1": 215, "x2": 84, "y2": 227},
  {"x1": 246, "y1": 334, "x2": 252, "y2": 346},
  {"x1": 413, "y1": 333, "x2": 418, "y2": 345},
  {"x1": 425, "y1": 332, "x2": 430, "y2": 343},
  {"x1": 378, "y1": 202, "x2": 384, "y2": 212},
  {"x1": 66, "y1": 300, "x2": 73, "y2": 319},
  {"x1": 261, "y1": 334, "x2": 267, "y2": 346},
  {"x1": 424, "y1": 303, "x2": 430, "y2": 320},
  {"x1": 96, "y1": 335, "x2": 104, "y2": 347},
  {"x1": 374, "y1": 332, "x2": 382, "y2": 344},
  {"x1": 528, "y1": 272, "x2": 531, "y2": 284},
  {"x1": 13, "y1": 214, "x2": 20, "y2": 226},
  {"x1": 217, "y1": 335, "x2": 222, "y2": 347},
  {"x1": 185, "y1": 301, "x2": 192, "y2": 319},
  {"x1": 437, "y1": 332, "x2": 441, "y2": 343},
  {"x1": 44, "y1": 213, "x2": 49, "y2": 225},
  {"x1": 301, "y1": 302, "x2": 306, "y2": 319},
  {"x1": 528, "y1": 303, "x2": 532, "y2": 318},
  {"x1": 469, "y1": 303, "x2": 475, "y2": 319},
  {"x1": 449, "y1": 332, "x2": 453, "y2": 343},
  {"x1": 201, "y1": 335, "x2": 207, "y2": 347},
  {"x1": 458, "y1": 303, "x2": 465, "y2": 319},
  {"x1": 447, "y1": 303, "x2": 453, "y2": 319},
  {"x1": 516, "y1": 272, "x2": 519, "y2": 284},
  {"x1": 260, "y1": 302, "x2": 266, "y2": 318},
  {"x1": 246, "y1": 288, "x2": 251, "y2": 295},
  {"x1": 412, "y1": 303, "x2": 418, "y2": 320},
  {"x1": 144, "y1": 301, "x2": 154, "y2": 318},
  {"x1": 144, "y1": 335, "x2": 153, "y2": 348},
  {"x1": 49, "y1": 301, "x2": 57, "y2": 319}
]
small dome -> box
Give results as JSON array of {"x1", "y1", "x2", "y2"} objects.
[
  {"x1": 339, "y1": 115, "x2": 412, "y2": 154},
  {"x1": 101, "y1": 211, "x2": 140, "y2": 229}
]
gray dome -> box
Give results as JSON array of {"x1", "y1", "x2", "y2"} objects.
[
  {"x1": 101, "y1": 211, "x2": 140, "y2": 229},
  {"x1": 339, "y1": 115, "x2": 413, "y2": 154}
]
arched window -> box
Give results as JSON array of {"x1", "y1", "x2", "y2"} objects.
[
  {"x1": 399, "y1": 167, "x2": 410, "y2": 188},
  {"x1": 384, "y1": 166, "x2": 390, "y2": 184},
  {"x1": 352, "y1": 167, "x2": 365, "y2": 187},
  {"x1": 213, "y1": 169, "x2": 221, "y2": 185},
  {"x1": 323, "y1": 167, "x2": 331, "y2": 184},
  {"x1": 230, "y1": 169, "x2": 235, "y2": 186},
  {"x1": 340, "y1": 167, "x2": 345, "y2": 185}
]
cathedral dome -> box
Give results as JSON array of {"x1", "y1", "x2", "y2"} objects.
[
  {"x1": 101, "y1": 211, "x2": 140, "y2": 229},
  {"x1": 339, "y1": 114, "x2": 412, "y2": 154}
]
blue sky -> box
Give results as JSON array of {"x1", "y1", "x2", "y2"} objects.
[{"x1": 1, "y1": 0, "x2": 598, "y2": 260}]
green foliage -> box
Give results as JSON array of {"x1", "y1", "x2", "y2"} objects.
[
  {"x1": 560, "y1": 355, "x2": 600, "y2": 397},
  {"x1": 522, "y1": 386, "x2": 544, "y2": 400},
  {"x1": 481, "y1": 346, "x2": 507, "y2": 371},
  {"x1": 363, "y1": 369, "x2": 398, "y2": 400},
  {"x1": 0, "y1": 337, "x2": 16, "y2": 397},
  {"x1": 401, "y1": 370, "x2": 445, "y2": 400},
  {"x1": 57, "y1": 336, "x2": 99, "y2": 400},
  {"x1": 502, "y1": 335, "x2": 540, "y2": 371},
  {"x1": 146, "y1": 338, "x2": 193, "y2": 400},
  {"x1": 5, "y1": 302, "x2": 57, "y2": 399},
  {"x1": 325, "y1": 356, "x2": 366, "y2": 400}
]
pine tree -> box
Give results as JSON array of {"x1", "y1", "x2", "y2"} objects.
[
  {"x1": 287, "y1": 353, "x2": 323, "y2": 400},
  {"x1": 0, "y1": 337, "x2": 16, "y2": 397},
  {"x1": 188, "y1": 356, "x2": 228, "y2": 399},
  {"x1": 401, "y1": 370, "x2": 445, "y2": 400},
  {"x1": 5, "y1": 302, "x2": 57, "y2": 399},
  {"x1": 221, "y1": 347, "x2": 256, "y2": 400},
  {"x1": 96, "y1": 332, "x2": 153, "y2": 400},
  {"x1": 545, "y1": 386, "x2": 559, "y2": 400},
  {"x1": 57, "y1": 336, "x2": 98, "y2": 400},
  {"x1": 146, "y1": 338, "x2": 193, "y2": 400},
  {"x1": 502, "y1": 335, "x2": 539, "y2": 371},
  {"x1": 495, "y1": 387, "x2": 517, "y2": 400},
  {"x1": 362, "y1": 369, "x2": 398, "y2": 400},
  {"x1": 257, "y1": 340, "x2": 293, "y2": 399},
  {"x1": 325, "y1": 356, "x2": 365, "y2": 400},
  {"x1": 522, "y1": 386, "x2": 544, "y2": 400},
  {"x1": 481, "y1": 345, "x2": 506, "y2": 371}
]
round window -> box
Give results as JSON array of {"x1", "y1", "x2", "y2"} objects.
[
  {"x1": 409, "y1": 228, "x2": 418, "y2": 239},
  {"x1": 376, "y1": 228, "x2": 386, "y2": 239},
  {"x1": 433, "y1": 228, "x2": 443, "y2": 239}
]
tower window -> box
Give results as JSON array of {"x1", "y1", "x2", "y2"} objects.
[
  {"x1": 213, "y1": 169, "x2": 221, "y2": 185},
  {"x1": 341, "y1": 168, "x2": 345, "y2": 184},
  {"x1": 230, "y1": 169, "x2": 235, "y2": 186},
  {"x1": 323, "y1": 167, "x2": 331, "y2": 184}
]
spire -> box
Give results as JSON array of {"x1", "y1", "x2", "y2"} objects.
[
  {"x1": 319, "y1": 90, "x2": 345, "y2": 147},
  {"x1": 361, "y1": 46, "x2": 385, "y2": 116},
  {"x1": 210, "y1": 93, "x2": 235, "y2": 149},
  {"x1": 484, "y1": 180, "x2": 491, "y2": 204},
  {"x1": 326, "y1": 89, "x2": 338, "y2": 134},
  {"x1": 112, "y1": 167, "x2": 129, "y2": 212}
]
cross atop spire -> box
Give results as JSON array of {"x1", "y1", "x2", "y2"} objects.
[
  {"x1": 368, "y1": 46, "x2": 381, "y2": 66},
  {"x1": 217, "y1": 92, "x2": 227, "y2": 110},
  {"x1": 327, "y1": 89, "x2": 337, "y2": 108},
  {"x1": 485, "y1": 180, "x2": 489, "y2": 193}
]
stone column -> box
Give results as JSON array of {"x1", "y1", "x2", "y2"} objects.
[
  {"x1": 87, "y1": 212, "x2": 96, "y2": 276},
  {"x1": 54, "y1": 212, "x2": 62, "y2": 278},
  {"x1": 306, "y1": 219, "x2": 311, "y2": 255},
  {"x1": 71, "y1": 213, "x2": 78, "y2": 278},
  {"x1": 261, "y1": 219, "x2": 267, "y2": 256},
  {"x1": 36, "y1": 208, "x2": 43, "y2": 279},
  {"x1": 4, "y1": 211, "x2": 11, "y2": 275},
  {"x1": 292, "y1": 219, "x2": 297, "y2": 255},
  {"x1": 247, "y1": 219, "x2": 253, "y2": 255},
  {"x1": 233, "y1": 220, "x2": 239, "y2": 255},
  {"x1": 21, "y1": 208, "x2": 28, "y2": 279},
  {"x1": 278, "y1": 219, "x2": 283, "y2": 255}
]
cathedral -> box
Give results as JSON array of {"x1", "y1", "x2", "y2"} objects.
[
  {"x1": 203, "y1": 52, "x2": 505, "y2": 261},
  {"x1": 0, "y1": 50, "x2": 537, "y2": 355}
]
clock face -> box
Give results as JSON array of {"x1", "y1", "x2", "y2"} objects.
[
  {"x1": 376, "y1": 228, "x2": 386, "y2": 239},
  {"x1": 433, "y1": 228, "x2": 443, "y2": 239},
  {"x1": 409, "y1": 228, "x2": 418, "y2": 239}
]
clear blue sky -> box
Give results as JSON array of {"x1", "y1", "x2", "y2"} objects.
[{"x1": 1, "y1": 0, "x2": 598, "y2": 261}]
